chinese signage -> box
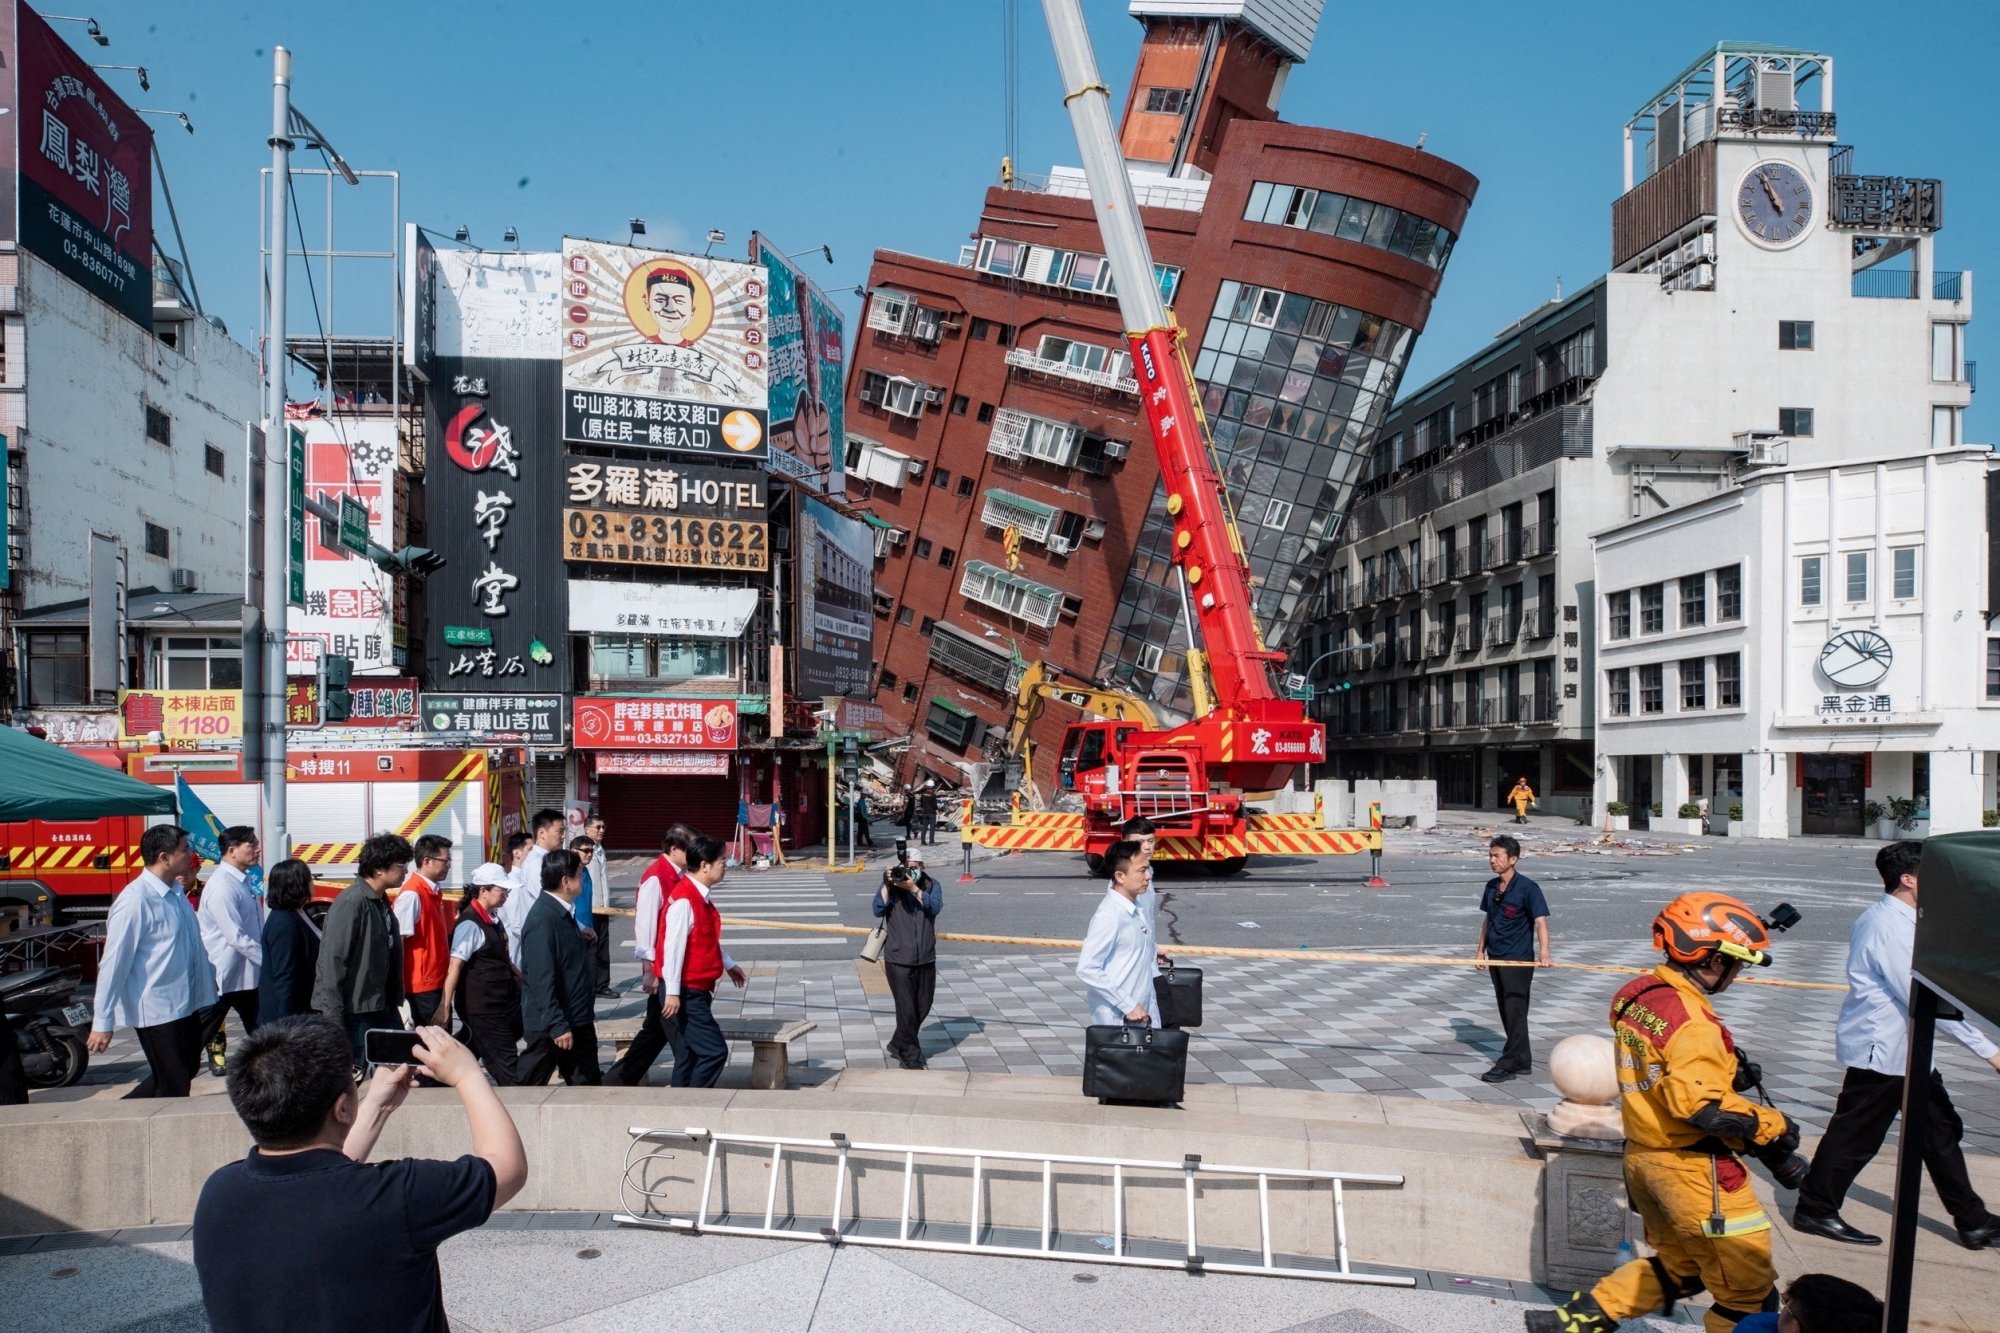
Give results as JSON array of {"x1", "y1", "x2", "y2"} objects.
[
  {"x1": 8, "y1": 1, "x2": 154, "y2": 327},
  {"x1": 562, "y1": 508, "x2": 768, "y2": 571},
  {"x1": 568, "y1": 581, "x2": 758, "y2": 638},
  {"x1": 288, "y1": 417, "x2": 400, "y2": 675},
  {"x1": 755, "y1": 236, "x2": 846, "y2": 493},
  {"x1": 573, "y1": 697, "x2": 739, "y2": 750},
  {"x1": 117, "y1": 689, "x2": 243, "y2": 746},
  {"x1": 420, "y1": 353, "x2": 570, "y2": 691},
  {"x1": 597, "y1": 751, "x2": 730, "y2": 776},
  {"x1": 796, "y1": 498, "x2": 874, "y2": 698},
  {"x1": 421, "y1": 693, "x2": 564, "y2": 745},
  {"x1": 1815, "y1": 693, "x2": 1896, "y2": 721},
  {"x1": 286, "y1": 677, "x2": 419, "y2": 728},
  {"x1": 563, "y1": 455, "x2": 766, "y2": 517},
  {"x1": 837, "y1": 700, "x2": 887, "y2": 739},
  {"x1": 559, "y1": 238, "x2": 769, "y2": 460}
]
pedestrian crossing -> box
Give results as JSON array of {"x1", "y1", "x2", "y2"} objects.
[{"x1": 713, "y1": 867, "x2": 850, "y2": 949}]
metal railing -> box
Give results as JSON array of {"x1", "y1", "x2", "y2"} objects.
[
  {"x1": 1525, "y1": 609, "x2": 1557, "y2": 640},
  {"x1": 1852, "y1": 268, "x2": 1919, "y2": 300},
  {"x1": 1935, "y1": 270, "x2": 1965, "y2": 301},
  {"x1": 1003, "y1": 346, "x2": 1139, "y2": 395}
]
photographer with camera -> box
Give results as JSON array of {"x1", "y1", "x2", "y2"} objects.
[
  {"x1": 873, "y1": 850, "x2": 942, "y2": 1069},
  {"x1": 1527, "y1": 893, "x2": 1802, "y2": 1333}
]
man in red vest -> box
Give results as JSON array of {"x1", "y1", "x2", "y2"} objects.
[
  {"x1": 394, "y1": 835, "x2": 454, "y2": 1028},
  {"x1": 661, "y1": 835, "x2": 746, "y2": 1087},
  {"x1": 605, "y1": 824, "x2": 696, "y2": 1086}
]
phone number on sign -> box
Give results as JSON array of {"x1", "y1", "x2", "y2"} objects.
[{"x1": 562, "y1": 508, "x2": 769, "y2": 571}]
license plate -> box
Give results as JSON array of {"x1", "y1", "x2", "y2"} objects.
[{"x1": 62, "y1": 1003, "x2": 91, "y2": 1027}]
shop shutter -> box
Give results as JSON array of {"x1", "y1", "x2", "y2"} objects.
[{"x1": 596, "y1": 773, "x2": 739, "y2": 854}]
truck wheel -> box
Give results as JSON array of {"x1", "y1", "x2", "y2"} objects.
[
  {"x1": 1084, "y1": 853, "x2": 1106, "y2": 877},
  {"x1": 305, "y1": 900, "x2": 332, "y2": 930},
  {"x1": 27, "y1": 1029, "x2": 89, "y2": 1089},
  {"x1": 1211, "y1": 857, "x2": 1248, "y2": 876}
]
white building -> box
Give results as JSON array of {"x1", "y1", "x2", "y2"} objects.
[
  {"x1": 1299, "y1": 43, "x2": 1977, "y2": 826},
  {"x1": 1595, "y1": 448, "x2": 1998, "y2": 838}
]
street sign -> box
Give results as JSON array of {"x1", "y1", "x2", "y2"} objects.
[
  {"x1": 442, "y1": 625, "x2": 493, "y2": 647},
  {"x1": 338, "y1": 495, "x2": 370, "y2": 556},
  {"x1": 287, "y1": 426, "x2": 307, "y2": 607},
  {"x1": 1287, "y1": 683, "x2": 1314, "y2": 702}
]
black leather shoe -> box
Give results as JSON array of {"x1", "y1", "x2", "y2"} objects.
[
  {"x1": 898, "y1": 1055, "x2": 924, "y2": 1071},
  {"x1": 1480, "y1": 1064, "x2": 1518, "y2": 1084},
  {"x1": 1790, "y1": 1209, "x2": 1882, "y2": 1246},
  {"x1": 1958, "y1": 1218, "x2": 2000, "y2": 1249}
]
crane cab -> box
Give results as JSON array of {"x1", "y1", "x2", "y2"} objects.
[{"x1": 1057, "y1": 721, "x2": 1140, "y2": 792}]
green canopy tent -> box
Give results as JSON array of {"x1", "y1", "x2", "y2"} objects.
[{"x1": 0, "y1": 726, "x2": 177, "y2": 821}]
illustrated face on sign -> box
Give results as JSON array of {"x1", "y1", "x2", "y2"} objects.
[{"x1": 645, "y1": 269, "x2": 697, "y2": 344}]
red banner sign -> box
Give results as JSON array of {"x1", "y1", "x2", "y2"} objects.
[
  {"x1": 595, "y1": 751, "x2": 731, "y2": 776},
  {"x1": 573, "y1": 696, "x2": 739, "y2": 750}
]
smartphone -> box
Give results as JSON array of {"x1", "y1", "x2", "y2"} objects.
[{"x1": 364, "y1": 1028, "x2": 422, "y2": 1067}]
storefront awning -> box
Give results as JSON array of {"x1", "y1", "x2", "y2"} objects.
[
  {"x1": 927, "y1": 696, "x2": 974, "y2": 720},
  {"x1": 983, "y1": 487, "x2": 1057, "y2": 519},
  {"x1": 862, "y1": 514, "x2": 894, "y2": 529}
]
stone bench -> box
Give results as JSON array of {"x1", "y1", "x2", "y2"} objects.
[{"x1": 599, "y1": 1015, "x2": 815, "y2": 1090}]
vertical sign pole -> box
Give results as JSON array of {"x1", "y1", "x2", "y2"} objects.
[{"x1": 261, "y1": 47, "x2": 295, "y2": 857}]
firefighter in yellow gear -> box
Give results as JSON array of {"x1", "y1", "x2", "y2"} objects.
[{"x1": 1526, "y1": 892, "x2": 1806, "y2": 1333}]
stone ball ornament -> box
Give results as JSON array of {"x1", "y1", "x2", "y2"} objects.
[{"x1": 1546, "y1": 1033, "x2": 1624, "y2": 1140}]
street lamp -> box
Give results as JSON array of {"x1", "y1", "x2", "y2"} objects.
[
  {"x1": 92, "y1": 63, "x2": 146, "y2": 91},
  {"x1": 786, "y1": 244, "x2": 835, "y2": 265},
  {"x1": 627, "y1": 217, "x2": 646, "y2": 244},
  {"x1": 45, "y1": 15, "x2": 108, "y2": 45},
  {"x1": 702, "y1": 227, "x2": 726, "y2": 257},
  {"x1": 136, "y1": 108, "x2": 193, "y2": 135}
]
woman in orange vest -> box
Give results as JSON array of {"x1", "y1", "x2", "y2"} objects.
[{"x1": 393, "y1": 835, "x2": 454, "y2": 1028}]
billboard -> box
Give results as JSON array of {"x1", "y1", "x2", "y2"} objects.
[
  {"x1": 755, "y1": 236, "x2": 847, "y2": 493},
  {"x1": 796, "y1": 497, "x2": 874, "y2": 698},
  {"x1": 559, "y1": 238, "x2": 769, "y2": 460},
  {"x1": 9, "y1": 1, "x2": 154, "y2": 327},
  {"x1": 561, "y1": 452, "x2": 769, "y2": 572},
  {"x1": 568, "y1": 581, "x2": 758, "y2": 639},
  {"x1": 430, "y1": 246, "x2": 565, "y2": 361},
  {"x1": 285, "y1": 676, "x2": 419, "y2": 728},
  {"x1": 287, "y1": 417, "x2": 400, "y2": 676},
  {"x1": 574, "y1": 697, "x2": 739, "y2": 750},
  {"x1": 420, "y1": 692, "x2": 564, "y2": 745},
  {"x1": 118, "y1": 689, "x2": 243, "y2": 747},
  {"x1": 421, "y1": 357, "x2": 570, "y2": 694}
]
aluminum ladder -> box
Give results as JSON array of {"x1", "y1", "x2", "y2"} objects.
[{"x1": 614, "y1": 1126, "x2": 1411, "y2": 1286}]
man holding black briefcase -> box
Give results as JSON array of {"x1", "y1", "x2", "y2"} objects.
[{"x1": 1078, "y1": 840, "x2": 1187, "y2": 1104}]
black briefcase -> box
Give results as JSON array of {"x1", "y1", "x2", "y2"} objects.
[
  {"x1": 1082, "y1": 1023, "x2": 1188, "y2": 1104},
  {"x1": 1153, "y1": 963, "x2": 1203, "y2": 1030}
]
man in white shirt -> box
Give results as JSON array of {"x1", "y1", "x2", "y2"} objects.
[
  {"x1": 605, "y1": 824, "x2": 696, "y2": 1086},
  {"x1": 499, "y1": 809, "x2": 565, "y2": 966},
  {"x1": 660, "y1": 835, "x2": 747, "y2": 1088},
  {"x1": 1077, "y1": 839, "x2": 1167, "y2": 1028},
  {"x1": 584, "y1": 811, "x2": 616, "y2": 998},
  {"x1": 87, "y1": 825, "x2": 219, "y2": 1097},
  {"x1": 196, "y1": 825, "x2": 265, "y2": 1071},
  {"x1": 1792, "y1": 840, "x2": 2000, "y2": 1249}
]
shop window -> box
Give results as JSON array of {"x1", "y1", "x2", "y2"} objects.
[
  {"x1": 25, "y1": 632, "x2": 88, "y2": 706},
  {"x1": 161, "y1": 636, "x2": 242, "y2": 690}
]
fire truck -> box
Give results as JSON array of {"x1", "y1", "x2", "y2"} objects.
[
  {"x1": 0, "y1": 746, "x2": 527, "y2": 920},
  {"x1": 959, "y1": 1, "x2": 1378, "y2": 874}
]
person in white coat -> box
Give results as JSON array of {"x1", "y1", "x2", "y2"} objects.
[
  {"x1": 1076, "y1": 840, "x2": 1168, "y2": 1028},
  {"x1": 196, "y1": 825, "x2": 265, "y2": 1070},
  {"x1": 499, "y1": 810, "x2": 565, "y2": 966},
  {"x1": 88, "y1": 825, "x2": 217, "y2": 1097}
]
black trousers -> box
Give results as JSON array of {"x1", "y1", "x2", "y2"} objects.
[
  {"x1": 199, "y1": 988, "x2": 261, "y2": 1052},
  {"x1": 1798, "y1": 1066, "x2": 1989, "y2": 1229},
  {"x1": 0, "y1": 1007, "x2": 28, "y2": 1105},
  {"x1": 671, "y1": 990, "x2": 728, "y2": 1088},
  {"x1": 1489, "y1": 964, "x2": 1535, "y2": 1071},
  {"x1": 407, "y1": 990, "x2": 445, "y2": 1029},
  {"x1": 884, "y1": 960, "x2": 935, "y2": 1059},
  {"x1": 461, "y1": 1009, "x2": 523, "y2": 1086},
  {"x1": 126, "y1": 1013, "x2": 205, "y2": 1098},
  {"x1": 521, "y1": 1022, "x2": 602, "y2": 1087},
  {"x1": 606, "y1": 988, "x2": 682, "y2": 1085},
  {"x1": 592, "y1": 928, "x2": 613, "y2": 992}
]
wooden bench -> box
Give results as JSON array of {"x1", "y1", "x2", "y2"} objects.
[{"x1": 599, "y1": 1015, "x2": 816, "y2": 1090}]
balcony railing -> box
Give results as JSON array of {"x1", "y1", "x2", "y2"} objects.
[
  {"x1": 1453, "y1": 626, "x2": 1477, "y2": 655},
  {"x1": 1853, "y1": 268, "x2": 1921, "y2": 300},
  {"x1": 1525, "y1": 608, "x2": 1557, "y2": 640},
  {"x1": 1935, "y1": 270, "x2": 1966, "y2": 301},
  {"x1": 1487, "y1": 617, "x2": 1519, "y2": 648},
  {"x1": 1003, "y1": 345, "x2": 1138, "y2": 395}
]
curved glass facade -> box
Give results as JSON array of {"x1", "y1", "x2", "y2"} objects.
[
  {"x1": 1096, "y1": 280, "x2": 1416, "y2": 711},
  {"x1": 1244, "y1": 182, "x2": 1457, "y2": 270}
]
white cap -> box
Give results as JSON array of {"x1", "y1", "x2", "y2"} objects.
[{"x1": 470, "y1": 862, "x2": 512, "y2": 887}]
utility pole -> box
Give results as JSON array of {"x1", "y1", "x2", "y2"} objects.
[{"x1": 260, "y1": 46, "x2": 294, "y2": 857}]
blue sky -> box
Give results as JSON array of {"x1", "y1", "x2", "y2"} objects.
[{"x1": 76, "y1": 0, "x2": 2000, "y2": 440}]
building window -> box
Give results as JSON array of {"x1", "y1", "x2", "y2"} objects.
[
  {"x1": 988, "y1": 408, "x2": 1081, "y2": 467},
  {"x1": 1679, "y1": 574, "x2": 1706, "y2": 628},
  {"x1": 976, "y1": 402, "x2": 995, "y2": 424},
  {"x1": 915, "y1": 538, "x2": 933, "y2": 560},
  {"x1": 957, "y1": 475, "x2": 975, "y2": 498},
  {"x1": 920, "y1": 617, "x2": 936, "y2": 636},
  {"x1": 902, "y1": 682, "x2": 919, "y2": 703},
  {"x1": 969, "y1": 317, "x2": 990, "y2": 340},
  {"x1": 1607, "y1": 667, "x2": 1631, "y2": 717},
  {"x1": 1639, "y1": 583, "x2": 1664, "y2": 634},
  {"x1": 896, "y1": 606, "x2": 914, "y2": 626},
  {"x1": 1680, "y1": 658, "x2": 1706, "y2": 711},
  {"x1": 1638, "y1": 663, "x2": 1664, "y2": 714},
  {"x1": 949, "y1": 393, "x2": 968, "y2": 416},
  {"x1": 1932, "y1": 405, "x2": 1962, "y2": 449},
  {"x1": 144, "y1": 522, "x2": 170, "y2": 559},
  {"x1": 938, "y1": 547, "x2": 957, "y2": 570},
  {"x1": 1845, "y1": 551, "x2": 1869, "y2": 603},
  {"x1": 25, "y1": 632, "x2": 89, "y2": 706},
  {"x1": 1892, "y1": 547, "x2": 1918, "y2": 600},
  {"x1": 589, "y1": 635, "x2": 738, "y2": 684},
  {"x1": 1608, "y1": 591, "x2": 1631, "y2": 639},
  {"x1": 1061, "y1": 595, "x2": 1083, "y2": 620},
  {"x1": 996, "y1": 324, "x2": 1015, "y2": 347},
  {"x1": 1715, "y1": 565, "x2": 1742, "y2": 621},
  {"x1": 1989, "y1": 640, "x2": 2000, "y2": 700},
  {"x1": 924, "y1": 699, "x2": 981, "y2": 749},
  {"x1": 1800, "y1": 555, "x2": 1823, "y2": 607},
  {"x1": 204, "y1": 444, "x2": 227, "y2": 477},
  {"x1": 1143, "y1": 87, "x2": 1191, "y2": 114},
  {"x1": 144, "y1": 405, "x2": 172, "y2": 446},
  {"x1": 1263, "y1": 499, "x2": 1293, "y2": 530},
  {"x1": 1716, "y1": 653, "x2": 1742, "y2": 708},
  {"x1": 879, "y1": 669, "x2": 898, "y2": 691},
  {"x1": 1931, "y1": 322, "x2": 1964, "y2": 381},
  {"x1": 1779, "y1": 407, "x2": 1814, "y2": 437},
  {"x1": 1779, "y1": 320, "x2": 1814, "y2": 350},
  {"x1": 161, "y1": 636, "x2": 243, "y2": 690},
  {"x1": 931, "y1": 467, "x2": 951, "y2": 490},
  {"x1": 1240, "y1": 180, "x2": 1458, "y2": 271}
]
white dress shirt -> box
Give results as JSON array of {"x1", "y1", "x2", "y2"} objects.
[
  {"x1": 92, "y1": 870, "x2": 218, "y2": 1032},
  {"x1": 1077, "y1": 887, "x2": 1160, "y2": 1028},
  {"x1": 497, "y1": 859, "x2": 544, "y2": 968},
  {"x1": 632, "y1": 863, "x2": 676, "y2": 962},
  {"x1": 517, "y1": 845, "x2": 550, "y2": 895},
  {"x1": 1835, "y1": 893, "x2": 1999, "y2": 1075},
  {"x1": 659, "y1": 877, "x2": 736, "y2": 994},
  {"x1": 196, "y1": 861, "x2": 264, "y2": 994}
]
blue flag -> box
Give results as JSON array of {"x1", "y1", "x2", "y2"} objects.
[{"x1": 176, "y1": 775, "x2": 264, "y2": 897}]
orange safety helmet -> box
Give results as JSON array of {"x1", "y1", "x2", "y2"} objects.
[{"x1": 1652, "y1": 892, "x2": 1774, "y2": 967}]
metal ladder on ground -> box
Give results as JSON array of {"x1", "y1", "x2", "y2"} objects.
[{"x1": 614, "y1": 1126, "x2": 1411, "y2": 1286}]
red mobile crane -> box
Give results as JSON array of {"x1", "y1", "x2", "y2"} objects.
[{"x1": 978, "y1": 0, "x2": 1338, "y2": 874}]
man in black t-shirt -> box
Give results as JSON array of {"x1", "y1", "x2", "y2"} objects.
[
  {"x1": 192, "y1": 1016, "x2": 528, "y2": 1332},
  {"x1": 1472, "y1": 834, "x2": 1552, "y2": 1084}
]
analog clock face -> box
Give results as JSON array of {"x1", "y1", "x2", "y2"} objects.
[
  {"x1": 1818, "y1": 630, "x2": 1893, "y2": 689},
  {"x1": 1737, "y1": 162, "x2": 1815, "y2": 247}
]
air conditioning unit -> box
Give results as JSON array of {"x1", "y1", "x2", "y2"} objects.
[
  {"x1": 1102, "y1": 440, "x2": 1130, "y2": 459},
  {"x1": 859, "y1": 387, "x2": 879, "y2": 405},
  {"x1": 886, "y1": 529, "x2": 908, "y2": 547},
  {"x1": 922, "y1": 385, "x2": 945, "y2": 405},
  {"x1": 1048, "y1": 534, "x2": 1078, "y2": 556},
  {"x1": 169, "y1": 568, "x2": 198, "y2": 593},
  {"x1": 904, "y1": 458, "x2": 926, "y2": 478},
  {"x1": 912, "y1": 310, "x2": 943, "y2": 344},
  {"x1": 1083, "y1": 518, "x2": 1107, "y2": 541}
]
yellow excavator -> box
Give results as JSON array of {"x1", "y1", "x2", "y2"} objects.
[{"x1": 976, "y1": 661, "x2": 1159, "y2": 817}]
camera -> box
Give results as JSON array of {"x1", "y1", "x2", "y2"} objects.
[{"x1": 1753, "y1": 1140, "x2": 1811, "y2": 1191}]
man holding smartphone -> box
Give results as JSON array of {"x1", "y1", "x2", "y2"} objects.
[
  {"x1": 874, "y1": 855, "x2": 942, "y2": 1069},
  {"x1": 192, "y1": 1016, "x2": 526, "y2": 1332}
]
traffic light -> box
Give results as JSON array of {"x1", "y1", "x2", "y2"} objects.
[
  {"x1": 378, "y1": 545, "x2": 446, "y2": 577},
  {"x1": 320, "y1": 654, "x2": 353, "y2": 723},
  {"x1": 841, "y1": 735, "x2": 860, "y2": 783}
]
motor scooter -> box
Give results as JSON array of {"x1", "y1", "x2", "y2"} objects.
[{"x1": 3, "y1": 965, "x2": 91, "y2": 1089}]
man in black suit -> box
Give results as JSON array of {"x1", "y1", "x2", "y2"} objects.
[{"x1": 518, "y1": 849, "x2": 601, "y2": 1086}]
